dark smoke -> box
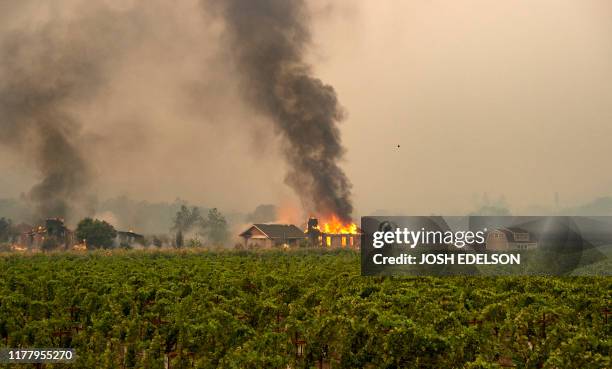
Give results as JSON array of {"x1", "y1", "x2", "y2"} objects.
[
  {"x1": 0, "y1": 32, "x2": 92, "y2": 219},
  {"x1": 0, "y1": 5, "x2": 141, "y2": 221},
  {"x1": 207, "y1": 0, "x2": 354, "y2": 221},
  {"x1": 28, "y1": 119, "x2": 91, "y2": 218}
]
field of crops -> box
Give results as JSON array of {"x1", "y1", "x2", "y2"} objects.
[{"x1": 0, "y1": 250, "x2": 609, "y2": 369}]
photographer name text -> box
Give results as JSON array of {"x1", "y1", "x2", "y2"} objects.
[{"x1": 372, "y1": 253, "x2": 521, "y2": 265}]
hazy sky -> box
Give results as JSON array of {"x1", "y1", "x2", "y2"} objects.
[
  {"x1": 1, "y1": 0, "x2": 611, "y2": 219},
  {"x1": 314, "y1": 0, "x2": 612, "y2": 215}
]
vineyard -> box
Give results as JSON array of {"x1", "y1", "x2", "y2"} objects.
[{"x1": 0, "y1": 250, "x2": 609, "y2": 369}]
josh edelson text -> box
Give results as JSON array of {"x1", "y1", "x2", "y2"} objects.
[{"x1": 371, "y1": 228, "x2": 521, "y2": 265}]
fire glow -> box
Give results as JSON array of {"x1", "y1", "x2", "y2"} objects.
[
  {"x1": 305, "y1": 215, "x2": 361, "y2": 248},
  {"x1": 317, "y1": 215, "x2": 358, "y2": 235}
]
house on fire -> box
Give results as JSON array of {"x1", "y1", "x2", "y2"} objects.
[
  {"x1": 16, "y1": 218, "x2": 144, "y2": 250},
  {"x1": 485, "y1": 227, "x2": 538, "y2": 251},
  {"x1": 306, "y1": 217, "x2": 361, "y2": 249},
  {"x1": 17, "y1": 218, "x2": 77, "y2": 250},
  {"x1": 239, "y1": 224, "x2": 306, "y2": 248},
  {"x1": 239, "y1": 218, "x2": 361, "y2": 249}
]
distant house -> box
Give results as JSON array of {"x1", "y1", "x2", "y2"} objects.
[
  {"x1": 115, "y1": 230, "x2": 145, "y2": 247},
  {"x1": 239, "y1": 224, "x2": 306, "y2": 249},
  {"x1": 18, "y1": 218, "x2": 76, "y2": 250},
  {"x1": 486, "y1": 227, "x2": 538, "y2": 251}
]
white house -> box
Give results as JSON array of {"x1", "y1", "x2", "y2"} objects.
[
  {"x1": 239, "y1": 224, "x2": 306, "y2": 249},
  {"x1": 486, "y1": 227, "x2": 538, "y2": 251}
]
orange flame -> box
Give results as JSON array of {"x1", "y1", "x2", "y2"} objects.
[
  {"x1": 10, "y1": 244, "x2": 27, "y2": 252},
  {"x1": 319, "y1": 215, "x2": 358, "y2": 234}
]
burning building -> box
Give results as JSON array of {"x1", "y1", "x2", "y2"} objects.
[
  {"x1": 18, "y1": 218, "x2": 77, "y2": 250},
  {"x1": 306, "y1": 217, "x2": 361, "y2": 249},
  {"x1": 238, "y1": 216, "x2": 361, "y2": 249},
  {"x1": 239, "y1": 216, "x2": 360, "y2": 250},
  {"x1": 15, "y1": 219, "x2": 144, "y2": 251}
]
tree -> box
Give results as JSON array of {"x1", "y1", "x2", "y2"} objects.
[
  {"x1": 76, "y1": 218, "x2": 117, "y2": 249},
  {"x1": 175, "y1": 230, "x2": 184, "y2": 248},
  {"x1": 172, "y1": 205, "x2": 202, "y2": 233},
  {"x1": 0, "y1": 217, "x2": 12, "y2": 242},
  {"x1": 200, "y1": 208, "x2": 229, "y2": 246},
  {"x1": 172, "y1": 205, "x2": 202, "y2": 249}
]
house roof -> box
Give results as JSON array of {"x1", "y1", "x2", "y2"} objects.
[
  {"x1": 495, "y1": 227, "x2": 536, "y2": 243},
  {"x1": 240, "y1": 224, "x2": 306, "y2": 239},
  {"x1": 117, "y1": 230, "x2": 144, "y2": 238}
]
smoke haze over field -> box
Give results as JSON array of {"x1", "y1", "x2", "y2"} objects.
[
  {"x1": 0, "y1": 0, "x2": 612, "y2": 224},
  {"x1": 0, "y1": 1, "x2": 178, "y2": 221},
  {"x1": 0, "y1": 3, "x2": 137, "y2": 219},
  {"x1": 0, "y1": 0, "x2": 291, "y2": 222}
]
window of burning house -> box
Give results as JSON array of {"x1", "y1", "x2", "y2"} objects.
[
  {"x1": 325, "y1": 236, "x2": 331, "y2": 247},
  {"x1": 341, "y1": 236, "x2": 346, "y2": 247}
]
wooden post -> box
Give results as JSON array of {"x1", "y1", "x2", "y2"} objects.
[
  {"x1": 539, "y1": 312, "x2": 552, "y2": 338},
  {"x1": 602, "y1": 308, "x2": 611, "y2": 325}
]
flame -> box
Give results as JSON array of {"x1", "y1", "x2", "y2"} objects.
[
  {"x1": 72, "y1": 243, "x2": 87, "y2": 251},
  {"x1": 10, "y1": 244, "x2": 27, "y2": 252},
  {"x1": 319, "y1": 215, "x2": 358, "y2": 234}
]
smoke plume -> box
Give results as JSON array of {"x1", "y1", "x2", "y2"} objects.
[
  {"x1": 0, "y1": 4, "x2": 140, "y2": 221},
  {"x1": 207, "y1": 0, "x2": 354, "y2": 221}
]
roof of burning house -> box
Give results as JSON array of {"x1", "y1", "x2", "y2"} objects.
[{"x1": 240, "y1": 224, "x2": 306, "y2": 240}]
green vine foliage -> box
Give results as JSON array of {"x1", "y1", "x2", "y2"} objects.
[{"x1": 0, "y1": 250, "x2": 609, "y2": 369}]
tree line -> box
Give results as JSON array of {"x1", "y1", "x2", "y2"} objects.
[
  {"x1": 171, "y1": 205, "x2": 229, "y2": 248},
  {"x1": 0, "y1": 204, "x2": 230, "y2": 250}
]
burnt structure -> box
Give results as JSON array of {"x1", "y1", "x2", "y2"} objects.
[
  {"x1": 306, "y1": 217, "x2": 361, "y2": 249},
  {"x1": 307, "y1": 217, "x2": 321, "y2": 245},
  {"x1": 18, "y1": 218, "x2": 76, "y2": 250}
]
